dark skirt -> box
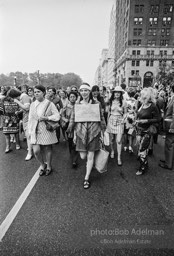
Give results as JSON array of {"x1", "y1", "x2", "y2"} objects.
[{"x1": 76, "y1": 133, "x2": 101, "y2": 152}]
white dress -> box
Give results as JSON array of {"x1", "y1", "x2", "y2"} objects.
[{"x1": 28, "y1": 99, "x2": 60, "y2": 145}]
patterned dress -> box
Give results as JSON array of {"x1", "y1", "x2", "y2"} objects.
[
  {"x1": 107, "y1": 100, "x2": 126, "y2": 135},
  {"x1": 28, "y1": 99, "x2": 60, "y2": 145},
  {"x1": 2, "y1": 99, "x2": 20, "y2": 134}
]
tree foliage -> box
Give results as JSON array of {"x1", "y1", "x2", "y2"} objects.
[
  {"x1": 60, "y1": 73, "x2": 82, "y2": 89},
  {"x1": 156, "y1": 63, "x2": 174, "y2": 86},
  {"x1": 0, "y1": 71, "x2": 82, "y2": 89}
]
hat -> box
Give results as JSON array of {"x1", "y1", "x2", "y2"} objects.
[
  {"x1": 113, "y1": 86, "x2": 125, "y2": 93},
  {"x1": 79, "y1": 83, "x2": 91, "y2": 91}
]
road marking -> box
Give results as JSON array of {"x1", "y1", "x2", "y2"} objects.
[{"x1": 0, "y1": 167, "x2": 41, "y2": 242}]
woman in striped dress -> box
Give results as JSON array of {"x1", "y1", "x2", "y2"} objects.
[{"x1": 107, "y1": 86, "x2": 127, "y2": 166}]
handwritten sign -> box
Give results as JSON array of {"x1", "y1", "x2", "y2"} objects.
[{"x1": 75, "y1": 103, "x2": 100, "y2": 122}]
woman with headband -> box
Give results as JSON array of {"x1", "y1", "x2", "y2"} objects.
[{"x1": 67, "y1": 83, "x2": 106, "y2": 189}]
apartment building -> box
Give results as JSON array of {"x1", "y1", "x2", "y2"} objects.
[{"x1": 115, "y1": 0, "x2": 174, "y2": 88}]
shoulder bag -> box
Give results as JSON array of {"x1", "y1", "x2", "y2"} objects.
[{"x1": 44, "y1": 101, "x2": 59, "y2": 132}]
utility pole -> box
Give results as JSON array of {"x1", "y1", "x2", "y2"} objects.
[{"x1": 37, "y1": 70, "x2": 40, "y2": 85}]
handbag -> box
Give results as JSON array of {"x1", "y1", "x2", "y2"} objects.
[
  {"x1": 45, "y1": 120, "x2": 59, "y2": 132},
  {"x1": 44, "y1": 101, "x2": 59, "y2": 132},
  {"x1": 163, "y1": 119, "x2": 173, "y2": 133},
  {"x1": 103, "y1": 130, "x2": 110, "y2": 146},
  {"x1": 94, "y1": 143, "x2": 109, "y2": 173},
  {"x1": 148, "y1": 124, "x2": 157, "y2": 135},
  {"x1": 60, "y1": 118, "x2": 69, "y2": 130}
]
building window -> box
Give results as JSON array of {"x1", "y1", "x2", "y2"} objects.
[
  {"x1": 166, "y1": 28, "x2": 170, "y2": 36},
  {"x1": 147, "y1": 40, "x2": 156, "y2": 46},
  {"x1": 164, "y1": 4, "x2": 173, "y2": 14},
  {"x1": 136, "y1": 70, "x2": 139, "y2": 75},
  {"x1": 150, "y1": 5, "x2": 159, "y2": 14},
  {"x1": 147, "y1": 50, "x2": 154, "y2": 56},
  {"x1": 133, "y1": 39, "x2": 141, "y2": 46},
  {"x1": 146, "y1": 60, "x2": 150, "y2": 66},
  {"x1": 160, "y1": 50, "x2": 168, "y2": 56},
  {"x1": 131, "y1": 70, "x2": 135, "y2": 76},
  {"x1": 133, "y1": 28, "x2": 142, "y2": 36},
  {"x1": 132, "y1": 50, "x2": 141, "y2": 56},
  {"x1": 172, "y1": 60, "x2": 174, "y2": 67},
  {"x1": 150, "y1": 60, "x2": 154, "y2": 66},
  {"x1": 136, "y1": 60, "x2": 140, "y2": 66},
  {"x1": 162, "y1": 17, "x2": 172, "y2": 25},
  {"x1": 160, "y1": 40, "x2": 169, "y2": 46},
  {"x1": 135, "y1": 5, "x2": 144, "y2": 13},
  {"x1": 149, "y1": 17, "x2": 158, "y2": 25},
  {"x1": 148, "y1": 28, "x2": 157, "y2": 36},
  {"x1": 134, "y1": 17, "x2": 143, "y2": 25},
  {"x1": 132, "y1": 60, "x2": 135, "y2": 66}
]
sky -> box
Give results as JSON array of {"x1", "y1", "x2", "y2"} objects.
[{"x1": 0, "y1": 0, "x2": 114, "y2": 85}]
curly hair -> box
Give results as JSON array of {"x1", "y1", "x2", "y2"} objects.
[{"x1": 139, "y1": 87, "x2": 156, "y2": 104}]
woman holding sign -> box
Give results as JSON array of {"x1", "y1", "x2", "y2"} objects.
[{"x1": 67, "y1": 83, "x2": 106, "y2": 189}]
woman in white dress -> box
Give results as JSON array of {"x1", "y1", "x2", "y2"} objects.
[{"x1": 28, "y1": 85, "x2": 60, "y2": 176}]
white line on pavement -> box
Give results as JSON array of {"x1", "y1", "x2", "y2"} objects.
[{"x1": 0, "y1": 167, "x2": 41, "y2": 242}]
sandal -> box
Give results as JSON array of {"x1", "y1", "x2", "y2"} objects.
[
  {"x1": 39, "y1": 163, "x2": 47, "y2": 176},
  {"x1": 83, "y1": 180, "x2": 90, "y2": 189},
  {"x1": 45, "y1": 168, "x2": 52, "y2": 176}
]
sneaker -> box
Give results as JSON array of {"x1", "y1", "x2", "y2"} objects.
[
  {"x1": 136, "y1": 170, "x2": 143, "y2": 176},
  {"x1": 25, "y1": 154, "x2": 32, "y2": 161},
  {"x1": 124, "y1": 147, "x2": 127, "y2": 152}
]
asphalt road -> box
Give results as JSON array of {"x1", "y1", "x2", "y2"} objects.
[{"x1": 0, "y1": 131, "x2": 174, "y2": 256}]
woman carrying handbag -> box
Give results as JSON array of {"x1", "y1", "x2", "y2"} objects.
[{"x1": 28, "y1": 85, "x2": 60, "y2": 176}]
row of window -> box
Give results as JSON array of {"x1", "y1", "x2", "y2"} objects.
[
  {"x1": 131, "y1": 60, "x2": 174, "y2": 68},
  {"x1": 131, "y1": 50, "x2": 170, "y2": 56},
  {"x1": 134, "y1": 4, "x2": 173, "y2": 14},
  {"x1": 131, "y1": 39, "x2": 169, "y2": 46},
  {"x1": 134, "y1": 17, "x2": 172, "y2": 26},
  {"x1": 133, "y1": 28, "x2": 170, "y2": 36},
  {"x1": 131, "y1": 60, "x2": 154, "y2": 67}
]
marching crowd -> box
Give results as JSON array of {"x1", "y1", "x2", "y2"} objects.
[{"x1": 0, "y1": 82, "x2": 174, "y2": 189}]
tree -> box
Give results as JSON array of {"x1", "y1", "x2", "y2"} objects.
[
  {"x1": 60, "y1": 73, "x2": 82, "y2": 89},
  {"x1": 156, "y1": 62, "x2": 174, "y2": 86}
]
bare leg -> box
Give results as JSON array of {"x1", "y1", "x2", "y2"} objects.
[
  {"x1": 44, "y1": 145, "x2": 52, "y2": 170},
  {"x1": 32, "y1": 144, "x2": 45, "y2": 169},
  {"x1": 85, "y1": 151, "x2": 95, "y2": 181},
  {"x1": 116, "y1": 133, "x2": 123, "y2": 164},
  {"x1": 5, "y1": 134, "x2": 10, "y2": 152},
  {"x1": 15, "y1": 133, "x2": 20, "y2": 149}
]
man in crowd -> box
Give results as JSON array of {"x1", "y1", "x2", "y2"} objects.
[{"x1": 159, "y1": 84, "x2": 174, "y2": 170}]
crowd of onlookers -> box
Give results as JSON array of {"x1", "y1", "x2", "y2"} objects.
[{"x1": 0, "y1": 82, "x2": 173, "y2": 189}]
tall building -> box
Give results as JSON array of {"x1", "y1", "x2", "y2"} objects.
[
  {"x1": 115, "y1": 0, "x2": 174, "y2": 88},
  {"x1": 107, "y1": 3, "x2": 116, "y2": 88},
  {"x1": 100, "y1": 49, "x2": 109, "y2": 87}
]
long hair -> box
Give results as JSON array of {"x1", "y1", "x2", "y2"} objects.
[
  {"x1": 90, "y1": 85, "x2": 104, "y2": 103},
  {"x1": 109, "y1": 90, "x2": 123, "y2": 107}
]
